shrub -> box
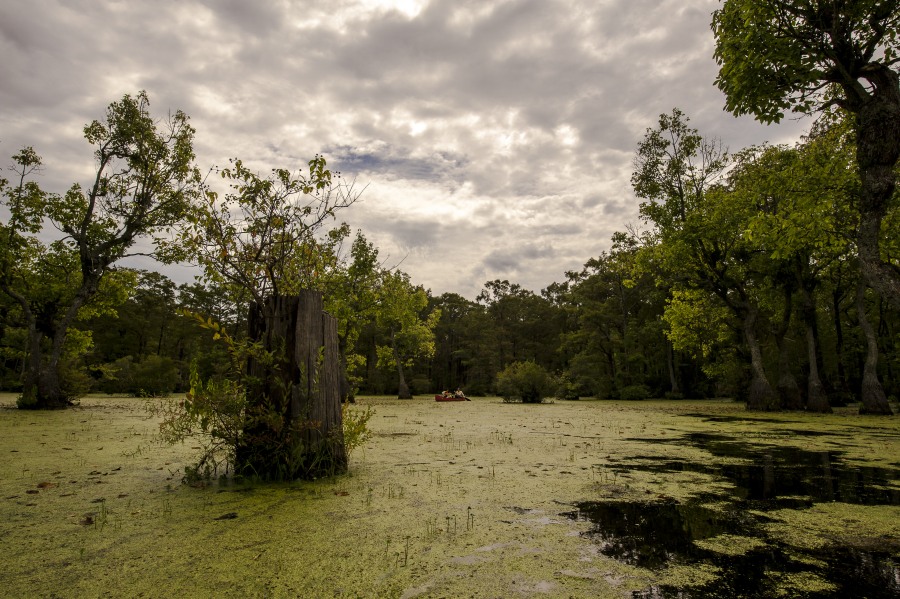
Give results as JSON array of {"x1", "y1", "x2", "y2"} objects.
[
  {"x1": 556, "y1": 371, "x2": 581, "y2": 400},
  {"x1": 148, "y1": 364, "x2": 246, "y2": 480},
  {"x1": 496, "y1": 361, "x2": 555, "y2": 404},
  {"x1": 341, "y1": 400, "x2": 374, "y2": 457},
  {"x1": 131, "y1": 355, "x2": 180, "y2": 397},
  {"x1": 97, "y1": 355, "x2": 180, "y2": 397},
  {"x1": 409, "y1": 375, "x2": 431, "y2": 395},
  {"x1": 619, "y1": 384, "x2": 651, "y2": 401}
]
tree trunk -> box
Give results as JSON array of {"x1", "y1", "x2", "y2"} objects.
[
  {"x1": 19, "y1": 276, "x2": 98, "y2": 409},
  {"x1": 855, "y1": 69, "x2": 900, "y2": 308},
  {"x1": 743, "y1": 307, "x2": 779, "y2": 411},
  {"x1": 238, "y1": 291, "x2": 347, "y2": 479},
  {"x1": 774, "y1": 288, "x2": 803, "y2": 410},
  {"x1": 831, "y1": 288, "x2": 852, "y2": 403},
  {"x1": 804, "y1": 324, "x2": 831, "y2": 413},
  {"x1": 856, "y1": 281, "x2": 893, "y2": 415},
  {"x1": 20, "y1": 321, "x2": 73, "y2": 409},
  {"x1": 391, "y1": 330, "x2": 412, "y2": 399},
  {"x1": 799, "y1": 284, "x2": 831, "y2": 413},
  {"x1": 666, "y1": 339, "x2": 680, "y2": 395}
]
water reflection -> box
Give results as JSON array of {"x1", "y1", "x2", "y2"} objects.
[
  {"x1": 567, "y1": 433, "x2": 900, "y2": 598},
  {"x1": 611, "y1": 433, "x2": 900, "y2": 507}
]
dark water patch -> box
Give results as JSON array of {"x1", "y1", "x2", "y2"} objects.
[
  {"x1": 622, "y1": 433, "x2": 900, "y2": 507},
  {"x1": 566, "y1": 500, "x2": 900, "y2": 599},
  {"x1": 684, "y1": 414, "x2": 800, "y2": 425}
]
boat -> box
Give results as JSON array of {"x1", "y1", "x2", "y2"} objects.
[{"x1": 435, "y1": 394, "x2": 470, "y2": 402}]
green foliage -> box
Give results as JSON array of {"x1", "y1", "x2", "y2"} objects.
[
  {"x1": 633, "y1": 108, "x2": 728, "y2": 230},
  {"x1": 182, "y1": 154, "x2": 358, "y2": 310},
  {"x1": 496, "y1": 361, "x2": 555, "y2": 404},
  {"x1": 321, "y1": 230, "x2": 382, "y2": 397},
  {"x1": 131, "y1": 356, "x2": 180, "y2": 397},
  {"x1": 555, "y1": 371, "x2": 581, "y2": 401},
  {"x1": 712, "y1": 1, "x2": 900, "y2": 123},
  {"x1": 663, "y1": 289, "x2": 734, "y2": 360},
  {"x1": 341, "y1": 400, "x2": 374, "y2": 458},
  {"x1": 149, "y1": 363, "x2": 246, "y2": 480},
  {"x1": 619, "y1": 384, "x2": 652, "y2": 401},
  {"x1": 0, "y1": 91, "x2": 201, "y2": 407}
]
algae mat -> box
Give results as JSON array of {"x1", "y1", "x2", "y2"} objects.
[{"x1": 1, "y1": 395, "x2": 898, "y2": 598}]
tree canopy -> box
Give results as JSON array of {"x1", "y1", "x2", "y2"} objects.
[{"x1": 0, "y1": 91, "x2": 201, "y2": 408}]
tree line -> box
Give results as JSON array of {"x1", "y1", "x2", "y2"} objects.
[{"x1": 1, "y1": 1, "x2": 899, "y2": 415}]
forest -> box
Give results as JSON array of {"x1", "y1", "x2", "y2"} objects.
[
  {"x1": 1, "y1": 104, "x2": 897, "y2": 416},
  {"x1": 3, "y1": 2, "x2": 900, "y2": 418}
]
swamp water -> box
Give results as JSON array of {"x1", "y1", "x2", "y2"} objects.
[
  {"x1": 1, "y1": 395, "x2": 898, "y2": 598},
  {"x1": 567, "y1": 429, "x2": 900, "y2": 598}
]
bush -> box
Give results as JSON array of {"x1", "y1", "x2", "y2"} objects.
[
  {"x1": 619, "y1": 384, "x2": 651, "y2": 401},
  {"x1": 496, "y1": 361, "x2": 555, "y2": 404},
  {"x1": 148, "y1": 364, "x2": 246, "y2": 480},
  {"x1": 97, "y1": 355, "x2": 180, "y2": 397},
  {"x1": 130, "y1": 355, "x2": 179, "y2": 397},
  {"x1": 556, "y1": 371, "x2": 581, "y2": 400}
]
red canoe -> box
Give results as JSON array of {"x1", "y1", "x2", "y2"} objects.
[{"x1": 435, "y1": 394, "x2": 470, "y2": 402}]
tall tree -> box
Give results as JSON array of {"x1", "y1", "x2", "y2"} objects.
[
  {"x1": 629, "y1": 110, "x2": 786, "y2": 409},
  {"x1": 374, "y1": 271, "x2": 439, "y2": 399},
  {"x1": 0, "y1": 92, "x2": 201, "y2": 408},
  {"x1": 181, "y1": 154, "x2": 358, "y2": 479},
  {"x1": 182, "y1": 156, "x2": 356, "y2": 314},
  {"x1": 712, "y1": 0, "x2": 900, "y2": 306},
  {"x1": 321, "y1": 230, "x2": 383, "y2": 400}
]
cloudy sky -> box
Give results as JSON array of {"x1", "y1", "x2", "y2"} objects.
[{"x1": 0, "y1": 0, "x2": 810, "y2": 299}]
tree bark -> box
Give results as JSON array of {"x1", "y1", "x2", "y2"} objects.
[
  {"x1": 854, "y1": 67, "x2": 900, "y2": 308},
  {"x1": 666, "y1": 339, "x2": 680, "y2": 395},
  {"x1": 743, "y1": 307, "x2": 779, "y2": 411},
  {"x1": 831, "y1": 288, "x2": 852, "y2": 403},
  {"x1": 17, "y1": 273, "x2": 100, "y2": 409},
  {"x1": 798, "y1": 284, "x2": 831, "y2": 413},
  {"x1": 803, "y1": 324, "x2": 831, "y2": 413},
  {"x1": 774, "y1": 288, "x2": 803, "y2": 410},
  {"x1": 391, "y1": 330, "x2": 412, "y2": 399},
  {"x1": 239, "y1": 291, "x2": 347, "y2": 479},
  {"x1": 856, "y1": 281, "x2": 893, "y2": 415}
]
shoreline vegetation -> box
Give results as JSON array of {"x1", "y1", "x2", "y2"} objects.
[{"x1": 2, "y1": 393, "x2": 898, "y2": 598}]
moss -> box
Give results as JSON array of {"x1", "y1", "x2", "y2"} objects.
[
  {"x1": 1, "y1": 394, "x2": 898, "y2": 597},
  {"x1": 762, "y1": 503, "x2": 900, "y2": 552},
  {"x1": 768, "y1": 571, "x2": 837, "y2": 596},
  {"x1": 657, "y1": 562, "x2": 721, "y2": 587},
  {"x1": 693, "y1": 533, "x2": 767, "y2": 556}
]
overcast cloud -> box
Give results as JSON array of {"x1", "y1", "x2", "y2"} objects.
[{"x1": 0, "y1": 0, "x2": 810, "y2": 299}]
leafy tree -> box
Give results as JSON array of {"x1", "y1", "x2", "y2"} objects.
[
  {"x1": 712, "y1": 0, "x2": 900, "y2": 306},
  {"x1": 561, "y1": 232, "x2": 671, "y2": 399},
  {"x1": 429, "y1": 292, "x2": 488, "y2": 394},
  {"x1": 496, "y1": 360, "x2": 555, "y2": 403},
  {"x1": 476, "y1": 280, "x2": 561, "y2": 374},
  {"x1": 629, "y1": 110, "x2": 789, "y2": 409},
  {"x1": 374, "y1": 270, "x2": 440, "y2": 399},
  {"x1": 0, "y1": 92, "x2": 201, "y2": 408},
  {"x1": 178, "y1": 154, "x2": 359, "y2": 479},
  {"x1": 321, "y1": 230, "x2": 383, "y2": 399},
  {"x1": 182, "y1": 156, "x2": 357, "y2": 314}
]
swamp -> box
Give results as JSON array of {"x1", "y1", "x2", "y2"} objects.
[{"x1": 1, "y1": 394, "x2": 899, "y2": 598}]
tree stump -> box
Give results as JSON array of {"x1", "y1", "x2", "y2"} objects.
[{"x1": 238, "y1": 291, "x2": 348, "y2": 479}]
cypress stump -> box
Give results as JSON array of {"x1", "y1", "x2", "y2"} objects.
[{"x1": 237, "y1": 291, "x2": 348, "y2": 479}]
